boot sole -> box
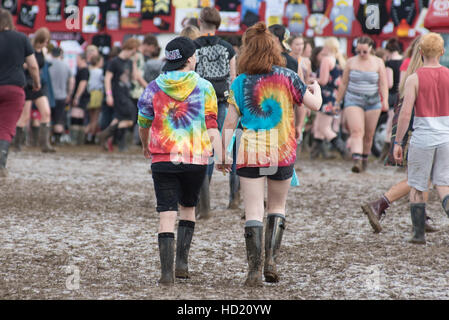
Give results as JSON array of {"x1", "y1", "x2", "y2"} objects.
[
  {"x1": 352, "y1": 166, "x2": 361, "y2": 173},
  {"x1": 263, "y1": 271, "x2": 279, "y2": 283},
  {"x1": 361, "y1": 204, "x2": 382, "y2": 233},
  {"x1": 408, "y1": 238, "x2": 426, "y2": 244},
  {"x1": 425, "y1": 225, "x2": 439, "y2": 233},
  {"x1": 175, "y1": 270, "x2": 190, "y2": 279}
]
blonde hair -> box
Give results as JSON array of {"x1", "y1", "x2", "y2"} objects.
[
  {"x1": 419, "y1": 32, "x2": 444, "y2": 59},
  {"x1": 324, "y1": 37, "x2": 346, "y2": 69},
  {"x1": 399, "y1": 41, "x2": 423, "y2": 98},
  {"x1": 32, "y1": 27, "x2": 51, "y2": 47},
  {"x1": 180, "y1": 25, "x2": 200, "y2": 40}
]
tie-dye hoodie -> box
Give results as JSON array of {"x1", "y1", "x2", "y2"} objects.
[{"x1": 137, "y1": 71, "x2": 218, "y2": 165}]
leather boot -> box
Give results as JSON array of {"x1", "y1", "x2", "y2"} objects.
[
  {"x1": 196, "y1": 176, "x2": 211, "y2": 219},
  {"x1": 12, "y1": 127, "x2": 24, "y2": 152},
  {"x1": 361, "y1": 196, "x2": 390, "y2": 233},
  {"x1": 244, "y1": 225, "x2": 263, "y2": 287},
  {"x1": 409, "y1": 203, "x2": 426, "y2": 244},
  {"x1": 158, "y1": 233, "x2": 175, "y2": 285},
  {"x1": 175, "y1": 220, "x2": 195, "y2": 279},
  {"x1": 264, "y1": 214, "x2": 286, "y2": 283},
  {"x1": 39, "y1": 123, "x2": 56, "y2": 153},
  {"x1": 0, "y1": 140, "x2": 10, "y2": 178},
  {"x1": 351, "y1": 159, "x2": 363, "y2": 173}
]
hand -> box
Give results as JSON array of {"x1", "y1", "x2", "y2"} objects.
[
  {"x1": 65, "y1": 96, "x2": 72, "y2": 105},
  {"x1": 215, "y1": 163, "x2": 232, "y2": 174},
  {"x1": 142, "y1": 145, "x2": 151, "y2": 159},
  {"x1": 295, "y1": 126, "x2": 303, "y2": 143},
  {"x1": 381, "y1": 100, "x2": 389, "y2": 112},
  {"x1": 72, "y1": 97, "x2": 79, "y2": 108},
  {"x1": 106, "y1": 95, "x2": 114, "y2": 107},
  {"x1": 393, "y1": 144, "x2": 403, "y2": 164},
  {"x1": 32, "y1": 81, "x2": 41, "y2": 92},
  {"x1": 307, "y1": 80, "x2": 321, "y2": 95}
]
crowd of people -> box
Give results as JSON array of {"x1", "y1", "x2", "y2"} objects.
[{"x1": 1, "y1": 6, "x2": 449, "y2": 288}]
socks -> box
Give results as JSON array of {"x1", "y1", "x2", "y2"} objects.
[{"x1": 352, "y1": 153, "x2": 362, "y2": 160}]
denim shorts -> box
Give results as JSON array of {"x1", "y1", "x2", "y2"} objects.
[
  {"x1": 237, "y1": 165, "x2": 294, "y2": 180},
  {"x1": 151, "y1": 162, "x2": 207, "y2": 212},
  {"x1": 344, "y1": 90, "x2": 381, "y2": 111}
]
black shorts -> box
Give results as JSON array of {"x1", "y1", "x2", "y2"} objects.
[
  {"x1": 151, "y1": 162, "x2": 207, "y2": 212},
  {"x1": 52, "y1": 99, "x2": 67, "y2": 125},
  {"x1": 25, "y1": 85, "x2": 45, "y2": 101},
  {"x1": 237, "y1": 165, "x2": 294, "y2": 180}
]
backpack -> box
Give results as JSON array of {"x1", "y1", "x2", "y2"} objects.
[{"x1": 195, "y1": 37, "x2": 231, "y2": 101}]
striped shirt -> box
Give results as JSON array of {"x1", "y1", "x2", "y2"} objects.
[
  {"x1": 412, "y1": 66, "x2": 449, "y2": 148},
  {"x1": 347, "y1": 69, "x2": 379, "y2": 96}
]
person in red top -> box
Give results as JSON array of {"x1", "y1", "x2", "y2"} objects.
[{"x1": 394, "y1": 33, "x2": 449, "y2": 245}]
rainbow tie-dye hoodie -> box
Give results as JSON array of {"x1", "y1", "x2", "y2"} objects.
[{"x1": 137, "y1": 71, "x2": 218, "y2": 165}]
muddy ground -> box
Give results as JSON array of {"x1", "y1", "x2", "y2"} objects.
[{"x1": 1, "y1": 145, "x2": 449, "y2": 300}]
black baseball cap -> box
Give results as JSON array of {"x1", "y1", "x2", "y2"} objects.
[{"x1": 162, "y1": 36, "x2": 196, "y2": 72}]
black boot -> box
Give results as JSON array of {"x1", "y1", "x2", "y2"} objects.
[
  {"x1": 228, "y1": 173, "x2": 240, "y2": 209},
  {"x1": 264, "y1": 214, "x2": 286, "y2": 283},
  {"x1": 175, "y1": 220, "x2": 195, "y2": 279},
  {"x1": 30, "y1": 125, "x2": 40, "y2": 147},
  {"x1": 117, "y1": 128, "x2": 129, "y2": 152},
  {"x1": 244, "y1": 225, "x2": 263, "y2": 287},
  {"x1": 442, "y1": 195, "x2": 449, "y2": 218},
  {"x1": 39, "y1": 123, "x2": 56, "y2": 153},
  {"x1": 409, "y1": 203, "x2": 426, "y2": 244},
  {"x1": 0, "y1": 140, "x2": 10, "y2": 178},
  {"x1": 158, "y1": 233, "x2": 175, "y2": 285},
  {"x1": 197, "y1": 176, "x2": 211, "y2": 219},
  {"x1": 12, "y1": 127, "x2": 24, "y2": 152}
]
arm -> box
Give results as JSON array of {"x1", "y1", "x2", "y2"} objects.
[
  {"x1": 336, "y1": 59, "x2": 350, "y2": 105},
  {"x1": 393, "y1": 74, "x2": 417, "y2": 163},
  {"x1": 221, "y1": 103, "x2": 240, "y2": 156},
  {"x1": 66, "y1": 76, "x2": 75, "y2": 104},
  {"x1": 378, "y1": 58, "x2": 389, "y2": 111},
  {"x1": 229, "y1": 56, "x2": 237, "y2": 82},
  {"x1": 295, "y1": 105, "x2": 307, "y2": 142},
  {"x1": 132, "y1": 57, "x2": 148, "y2": 88},
  {"x1": 386, "y1": 66, "x2": 394, "y2": 89},
  {"x1": 318, "y1": 57, "x2": 331, "y2": 86},
  {"x1": 25, "y1": 54, "x2": 41, "y2": 91},
  {"x1": 138, "y1": 125, "x2": 152, "y2": 159},
  {"x1": 104, "y1": 70, "x2": 114, "y2": 107},
  {"x1": 73, "y1": 80, "x2": 87, "y2": 107}
]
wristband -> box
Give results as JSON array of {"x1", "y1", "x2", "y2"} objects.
[
  {"x1": 106, "y1": 90, "x2": 112, "y2": 96},
  {"x1": 394, "y1": 141, "x2": 403, "y2": 147}
]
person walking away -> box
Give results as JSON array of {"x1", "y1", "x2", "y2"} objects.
[
  {"x1": 49, "y1": 47, "x2": 74, "y2": 145},
  {"x1": 219, "y1": 22, "x2": 322, "y2": 287},
  {"x1": 312, "y1": 37, "x2": 348, "y2": 159},
  {"x1": 379, "y1": 38, "x2": 403, "y2": 161},
  {"x1": 393, "y1": 33, "x2": 449, "y2": 244},
  {"x1": 335, "y1": 36, "x2": 389, "y2": 173},
  {"x1": 85, "y1": 54, "x2": 104, "y2": 143},
  {"x1": 70, "y1": 53, "x2": 90, "y2": 145},
  {"x1": 14, "y1": 27, "x2": 55, "y2": 153},
  {"x1": 99, "y1": 38, "x2": 141, "y2": 152},
  {"x1": 0, "y1": 9, "x2": 40, "y2": 177},
  {"x1": 194, "y1": 7, "x2": 237, "y2": 218},
  {"x1": 137, "y1": 37, "x2": 225, "y2": 285}
]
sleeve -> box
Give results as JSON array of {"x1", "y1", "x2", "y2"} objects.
[
  {"x1": 106, "y1": 58, "x2": 117, "y2": 74},
  {"x1": 223, "y1": 40, "x2": 236, "y2": 61},
  {"x1": 227, "y1": 77, "x2": 242, "y2": 116},
  {"x1": 290, "y1": 72, "x2": 307, "y2": 106},
  {"x1": 22, "y1": 34, "x2": 34, "y2": 57},
  {"x1": 137, "y1": 82, "x2": 156, "y2": 128},
  {"x1": 204, "y1": 81, "x2": 218, "y2": 129},
  {"x1": 400, "y1": 58, "x2": 410, "y2": 72},
  {"x1": 80, "y1": 68, "x2": 89, "y2": 81}
]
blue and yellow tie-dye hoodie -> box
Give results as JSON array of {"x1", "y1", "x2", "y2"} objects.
[{"x1": 137, "y1": 71, "x2": 218, "y2": 165}]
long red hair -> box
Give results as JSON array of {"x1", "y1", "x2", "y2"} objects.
[{"x1": 238, "y1": 22, "x2": 285, "y2": 75}]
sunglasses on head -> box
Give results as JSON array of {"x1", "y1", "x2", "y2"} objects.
[{"x1": 356, "y1": 49, "x2": 369, "y2": 54}]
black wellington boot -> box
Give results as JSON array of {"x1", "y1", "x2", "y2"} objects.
[
  {"x1": 244, "y1": 226, "x2": 263, "y2": 287},
  {"x1": 228, "y1": 172, "x2": 240, "y2": 209},
  {"x1": 158, "y1": 233, "x2": 175, "y2": 285},
  {"x1": 175, "y1": 220, "x2": 195, "y2": 279},
  {"x1": 0, "y1": 140, "x2": 10, "y2": 178},
  {"x1": 409, "y1": 203, "x2": 426, "y2": 244},
  {"x1": 264, "y1": 214, "x2": 286, "y2": 283},
  {"x1": 97, "y1": 123, "x2": 118, "y2": 151},
  {"x1": 39, "y1": 123, "x2": 56, "y2": 153},
  {"x1": 12, "y1": 127, "x2": 24, "y2": 152},
  {"x1": 197, "y1": 176, "x2": 211, "y2": 219}
]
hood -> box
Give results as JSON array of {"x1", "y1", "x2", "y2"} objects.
[{"x1": 155, "y1": 71, "x2": 199, "y2": 101}]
